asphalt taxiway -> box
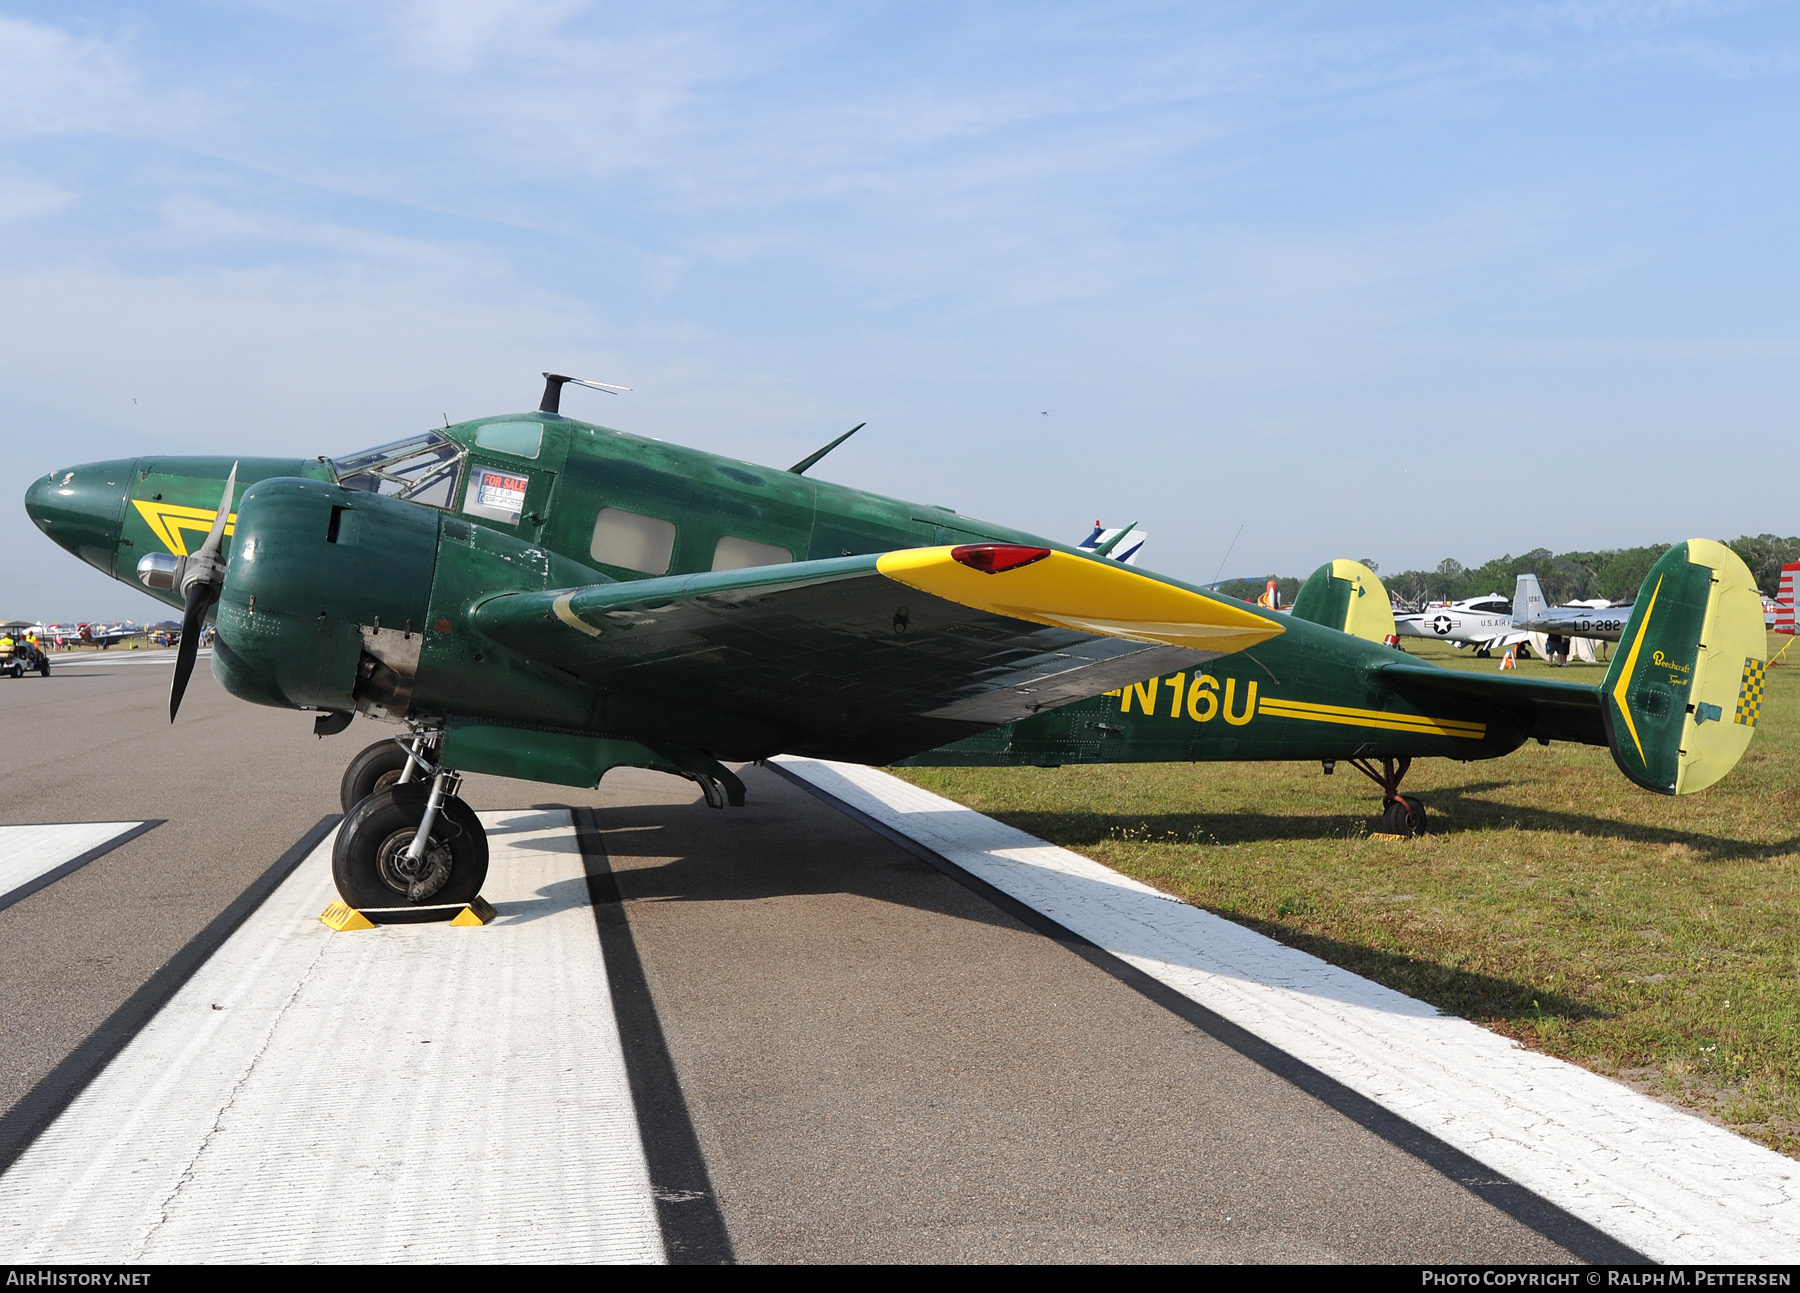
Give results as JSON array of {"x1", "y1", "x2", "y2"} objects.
[{"x1": 0, "y1": 652, "x2": 1712, "y2": 1262}]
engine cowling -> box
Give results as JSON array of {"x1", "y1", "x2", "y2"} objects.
[{"x1": 211, "y1": 478, "x2": 439, "y2": 715}]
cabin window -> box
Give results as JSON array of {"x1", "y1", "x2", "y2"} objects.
[
  {"x1": 473, "y1": 420, "x2": 543, "y2": 460},
  {"x1": 591, "y1": 507, "x2": 676, "y2": 574},
  {"x1": 712, "y1": 535, "x2": 792, "y2": 572},
  {"x1": 463, "y1": 467, "x2": 531, "y2": 525},
  {"x1": 331, "y1": 431, "x2": 464, "y2": 510}
]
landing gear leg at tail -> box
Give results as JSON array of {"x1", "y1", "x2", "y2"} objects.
[{"x1": 1343, "y1": 755, "x2": 1427, "y2": 837}]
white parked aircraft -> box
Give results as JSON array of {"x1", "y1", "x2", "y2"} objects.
[{"x1": 1392, "y1": 594, "x2": 1525, "y2": 656}]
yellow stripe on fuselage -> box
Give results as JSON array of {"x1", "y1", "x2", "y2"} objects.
[{"x1": 1258, "y1": 695, "x2": 1487, "y2": 740}]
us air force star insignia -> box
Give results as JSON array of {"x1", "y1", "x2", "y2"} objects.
[
  {"x1": 1734, "y1": 657, "x2": 1766, "y2": 727},
  {"x1": 1432, "y1": 615, "x2": 1453, "y2": 635},
  {"x1": 132, "y1": 500, "x2": 237, "y2": 556}
]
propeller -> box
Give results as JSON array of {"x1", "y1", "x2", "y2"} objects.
[{"x1": 169, "y1": 463, "x2": 237, "y2": 722}]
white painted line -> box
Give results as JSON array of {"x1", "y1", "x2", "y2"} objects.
[
  {"x1": 775, "y1": 756, "x2": 1800, "y2": 1265},
  {"x1": 44, "y1": 650, "x2": 208, "y2": 668},
  {"x1": 0, "y1": 810, "x2": 664, "y2": 1264},
  {"x1": 0, "y1": 822, "x2": 148, "y2": 911}
]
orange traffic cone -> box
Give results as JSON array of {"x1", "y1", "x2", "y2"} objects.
[{"x1": 1500, "y1": 647, "x2": 1516, "y2": 671}]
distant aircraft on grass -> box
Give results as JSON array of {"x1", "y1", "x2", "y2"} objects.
[{"x1": 1393, "y1": 593, "x2": 1524, "y2": 656}]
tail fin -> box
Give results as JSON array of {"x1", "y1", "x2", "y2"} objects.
[
  {"x1": 1513, "y1": 572, "x2": 1548, "y2": 630},
  {"x1": 1601, "y1": 538, "x2": 1766, "y2": 795},
  {"x1": 1292, "y1": 560, "x2": 1396, "y2": 644},
  {"x1": 1077, "y1": 523, "x2": 1148, "y2": 565}
]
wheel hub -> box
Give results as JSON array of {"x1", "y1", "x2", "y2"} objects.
[{"x1": 374, "y1": 827, "x2": 453, "y2": 902}]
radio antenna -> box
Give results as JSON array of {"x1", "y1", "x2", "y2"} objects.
[{"x1": 788, "y1": 422, "x2": 865, "y2": 475}]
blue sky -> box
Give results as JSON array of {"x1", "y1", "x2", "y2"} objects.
[{"x1": 3, "y1": 1, "x2": 1797, "y2": 618}]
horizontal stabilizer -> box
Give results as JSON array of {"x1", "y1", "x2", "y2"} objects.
[{"x1": 1375, "y1": 662, "x2": 1607, "y2": 746}]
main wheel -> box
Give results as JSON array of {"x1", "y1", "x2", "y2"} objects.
[
  {"x1": 332, "y1": 784, "x2": 488, "y2": 920},
  {"x1": 1381, "y1": 795, "x2": 1427, "y2": 838},
  {"x1": 340, "y1": 739, "x2": 417, "y2": 813}
]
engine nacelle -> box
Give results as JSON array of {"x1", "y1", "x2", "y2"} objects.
[{"x1": 211, "y1": 478, "x2": 439, "y2": 715}]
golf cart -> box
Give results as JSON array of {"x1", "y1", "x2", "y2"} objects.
[{"x1": 0, "y1": 621, "x2": 50, "y2": 678}]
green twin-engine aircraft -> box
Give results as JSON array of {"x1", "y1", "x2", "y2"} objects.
[{"x1": 25, "y1": 374, "x2": 1769, "y2": 918}]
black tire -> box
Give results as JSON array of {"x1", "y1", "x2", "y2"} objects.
[
  {"x1": 332, "y1": 784, "x2": 488, "y2": 920},
  {"x1": 1381, "y1": 796, "x2": 1427, "y2": 838},
  {"x1": 340, "y1": 739, "x2": 416, "y2": 813},
  {"x1": 37, "y1": 659, "x2": 49, "y2": 677}
]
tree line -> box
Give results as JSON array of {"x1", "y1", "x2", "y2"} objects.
[{"x1": 1215, "y1": 534, "x2": 1800, "y2": 609}]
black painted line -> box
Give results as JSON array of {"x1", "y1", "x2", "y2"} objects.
[
  {"x1": 766, "y1": 762, "x2": 1648, "y2": 1266},
  {"x1": 0, "y1": 814, "x2": 341, "y2": 1178},
  {"x1": 572, "y1": 806, "x2": 735, "y2": 1266},
  {"x1": 0, "y1": 820, "x2": 164, "y2": 915}
]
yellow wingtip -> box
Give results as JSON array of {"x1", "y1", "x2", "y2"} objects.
[{"x1": 876, "y1": 547, "x2": 1286, "y2": 653}]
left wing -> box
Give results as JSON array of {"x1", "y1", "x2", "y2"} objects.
[{"x1": 470, "y1": 544, "x2": 1285, "y2": 763}]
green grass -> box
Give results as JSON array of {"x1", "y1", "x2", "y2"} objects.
[{"x1": 894, "y1": 633, "x2": 1800, "y2": 1156}]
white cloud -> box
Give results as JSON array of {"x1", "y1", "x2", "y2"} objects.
[{"x1": 0, "y1": 170, "x2": 75, "y2": 223}]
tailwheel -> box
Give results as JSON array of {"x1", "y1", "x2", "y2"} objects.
[
  {"x1": 1381, "y1": 795, "x2": 1427, "y2": 838},
  {"x1": 1347, "y1": 755, "x2": 1428, "y2": 838},
  {"x1": 332, "y1": 773, "x2": 488, "y2": 921}
]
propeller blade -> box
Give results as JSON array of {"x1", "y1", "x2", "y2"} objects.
[
  {"x1": 168, "y1": 582, "x2": 209, "y2": 722},
  {"x1": 195, "y1": 462, "x2": 238, "y2": 561}
]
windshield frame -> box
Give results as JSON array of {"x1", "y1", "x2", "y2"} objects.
[{"x1": 329, "y1": 431, "x2": 467, "y2": 511}]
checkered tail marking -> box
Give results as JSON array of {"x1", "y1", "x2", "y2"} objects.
[{"x1": 1734, "y1": 658, "x2": 1766, "y2": 727}]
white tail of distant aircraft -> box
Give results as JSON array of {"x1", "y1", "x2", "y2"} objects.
[
  {"x1": 1077, "y1": 523, "x2": 1147, "y2": 565},
  {"x1": 1511, "y1": 573, "x2": 1628, "y2": 643},
  {"x1": 1778, "y1": 560, "x2": 1799, "y2": 634}
]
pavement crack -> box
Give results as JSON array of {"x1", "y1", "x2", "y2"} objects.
[{"x1": 127, "y1": 932, "x2": 334, "y2": 1260}]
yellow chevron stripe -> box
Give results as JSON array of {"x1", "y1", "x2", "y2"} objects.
[
  {"x1": 1258, "y1": 696, "x2": 1487, "y2": 739},
  {"x1": 1610, "y1": 574, "x2": 1660, "y2": 767},
  {"x1": 131, "y1": 500, "x2": 237, "y2": 557}
]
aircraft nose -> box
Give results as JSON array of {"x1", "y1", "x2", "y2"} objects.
[{"x1": 25, "y1": 458, "x2": 136, "y2": 578}]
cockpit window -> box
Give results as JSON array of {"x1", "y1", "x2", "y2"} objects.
[
  {"x1": 331, "y1": 432, "x2": 465, "y2": 510},
  {"x1": 473, "y1": 420, "x2": 543, "y2": 459}
]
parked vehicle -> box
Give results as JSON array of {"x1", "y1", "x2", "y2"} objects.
[{"x1": 0, "y1": 621, "x2": 50, "y2": 678}]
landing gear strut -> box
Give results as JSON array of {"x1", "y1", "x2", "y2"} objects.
[
  {"x1": 339, "y1": 730, "x2": 439, "y2": 813},
  {"x1": 1345, "y1": 755, "x2": 1427, "y2": 838},
  {"x1": 332, "y1": 732, "x2": 487, "y2": 918}
]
